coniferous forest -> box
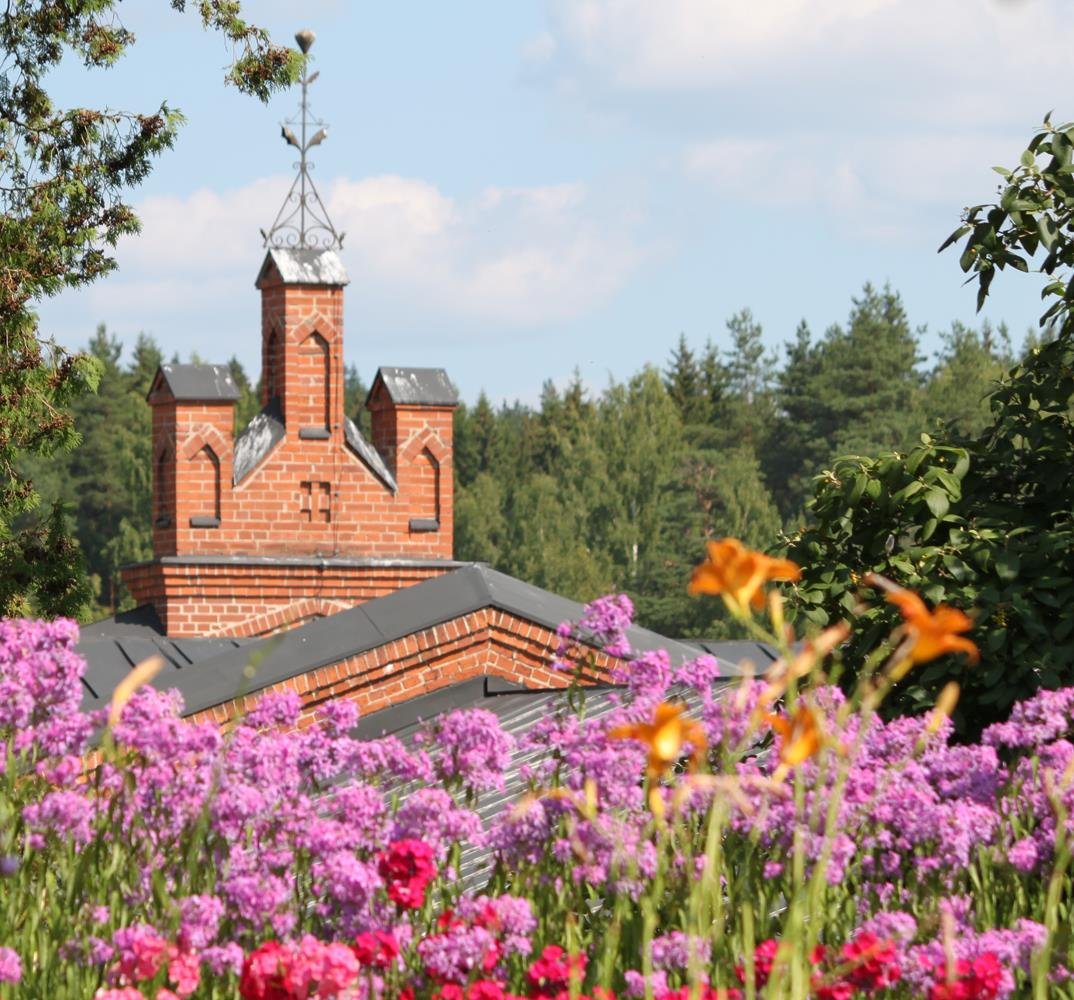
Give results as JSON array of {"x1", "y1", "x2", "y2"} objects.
[{"x1": 20, "y1": 282, "x2": 1025, "y2": 641}]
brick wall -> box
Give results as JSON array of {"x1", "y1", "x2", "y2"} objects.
[
  {"x1": 185, "y1": 607, "x2": 615, "y2": 728},
  {"x1": 123, "y1": 559, "x2": 459, "y2": 637}
]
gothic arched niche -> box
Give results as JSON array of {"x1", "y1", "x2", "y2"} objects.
[
  {"x1": 190, "y1": 444, "x2": 221, "y2": 526},
  {"x1": 417, "y1": 446, "x2": 440, "y2": 523},
  {"x1": 154, "y1": 447, "x2": 171, "y2": 528},
  {"x1": 297, "y1": 330, "x2": 330, "y2": 433}
]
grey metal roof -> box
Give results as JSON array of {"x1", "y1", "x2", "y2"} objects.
[
  {"x1": 684, "y1": 640, "x2": 779, "y2": 673},
  {"x1": 79, "y1": 604, "x2": 165, "y2": 641},
  {"x1": 151, "y1": 364, "x2": 240, "y2": 402},
  {"x1": 77, "y1": 633, "x2": 256, "y2": 704},
  {"x1": 343, "y1": 416, "x2": 397, "y2": 492},
  {"x1": 233, "y1": 398, "x2": 285, "y2": 484},
  {"x1": 355, "y1": 674, "x2": 737, "y2": 886},
  {"x1": 368, "y1": 367, "x2": 458, "y2": 407},
  {"x1": 256, "y1": 248, "x2": 349, "y2": 287},
  {"x1": 77, "y1": 564, "x2": 756, "y2": 717}
]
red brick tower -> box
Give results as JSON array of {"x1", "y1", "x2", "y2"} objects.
[{"x1": 122, "y1": 35, "x2": 460, "y2": 637}]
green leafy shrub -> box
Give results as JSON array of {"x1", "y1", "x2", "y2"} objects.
[{"x1": 786, "y1": 117, "x2": 1074, "y2": 735}]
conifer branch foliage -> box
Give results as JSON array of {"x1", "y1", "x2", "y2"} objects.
[{"x1": 0, "y1": 1, "x2": 299, "y2": 617}]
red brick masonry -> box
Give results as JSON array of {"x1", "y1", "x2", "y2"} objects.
[{"x1": 185, "y1": 607, "x2": 615, "y2": 729}]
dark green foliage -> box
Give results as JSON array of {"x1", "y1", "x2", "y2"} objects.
[
  {"x1": 344, "y1": 364, "x2": 370, "y2": 437},
  {"x1": 0, "y1": 0, "x2": 298, "y2": 617},
  {"x1": 788, "y1": 121, "x2": 1074, "y2": 736},
  {"x1": 764, "y1": 287, "x2": 923, "y2": 519},
  {"x1": 229, "y1": 355, "x2": 261, "y2": 434}
]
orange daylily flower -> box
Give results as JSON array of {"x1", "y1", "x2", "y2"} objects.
[
  {"x1": 608, "y1": 702, "x2": 707, "y2": 784},
  {"x1": 689, "y1": 538, "x2": 801, "y2": 613},
  {"x1": 885, "y1": 587, "x2": 979, "y2": 666},
  {"x1": 765, "y1": 703, "x2": 825, "y2": 768}
]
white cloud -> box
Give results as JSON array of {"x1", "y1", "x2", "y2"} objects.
[
  {"x1": 39, "y1": 172, "x2": 646, "y2": 357},
  {"x1": 535, "y1": 0, "x2": 1074, "y2": 127},
  {"x1": 328, "y1": 176, "x2": 643, "y2": 323},
  {"x1": 683, "y1": 130, "x2": 1021, "y2": 237}
]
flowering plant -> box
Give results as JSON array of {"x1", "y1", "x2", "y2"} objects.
[{"x1": 1, "y1": 543, "x2": 1073, "y2": 997}]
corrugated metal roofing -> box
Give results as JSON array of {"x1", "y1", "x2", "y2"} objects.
[
  {"x1": 354, "y1": 673, "x2": 741, "y2": 886},
  {"x1": 152, "y1": 364, "x2": 240, "y2": 402},
  {"x1": 369, "y1": 367, "x2": 459, "y2": 407}
]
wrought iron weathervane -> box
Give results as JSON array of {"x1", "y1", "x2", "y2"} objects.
[{"x1": 260, "y1": 29, "x2": 345, "y2": 251}]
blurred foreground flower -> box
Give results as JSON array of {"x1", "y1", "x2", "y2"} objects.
[
  {"x1": 689, "y1": 539, "x2": 800, "y2": 616},
  {"x1": 610, "y1": 702, "x2": 706, "y2": 815},
  {"x1": 868, "y1": 575, "x2": 978, "y2": 674},
  {"x1": 765, "y1": 703, "x2": 827, "y2": 776}
]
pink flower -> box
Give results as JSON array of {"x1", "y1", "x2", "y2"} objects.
[
  {"x1": 378, "y1": 839, "x2": 437, "y2": 910},
  {"x1": 167, "y1": 947, "x2": 201, "y2": 998},
  {"x1": 929, "y1": 953, "x2": 1004, "y2": 1000},
  {"x1": 239, "y1": 940, "x2": 292, "y2": 1000},
  {"x1": 353, "y1": 930, "x2": 400, "y2": 969},
  {"x1": 0, "y1": 947, "x2": 20, "y2": 984},
  {"x1": 112, "y1": 925, "x2": 168, "y2": 984}
]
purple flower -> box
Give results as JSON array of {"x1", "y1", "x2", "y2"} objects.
[
  {"x1": 1008, "y1": 837, "x2": 1040, "y2": 874},
  {"x1": 178, "y1": 894, "x2": 224, "y2": 950},
  {"x1": 0, "y1": 947, "x2": 21, "y2": 983},
  {"x1": 650, "y1": 931, "x2": 711, "y2": 970},
  {"x1": 202, "y1": 942, "x2": 245, "y2": 976},
  {"x1": 418, "y1": 924, "x2": 497, "y2": 983},
  {"x1": 983, "y1": 687, "x2": 1074, "y2": 749},
  {"x1": 416, "y1": 708, "x2": 515, "y2": 794},
  {"x1": 391, "y1": 788, "x2": 484, "y2": 856},
  {"x1": 555, "y1": 593, "x2": 634, "y2": 665}
]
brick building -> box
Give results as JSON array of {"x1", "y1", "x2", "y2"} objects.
[
  {"x1": 77, "y1": 32, "x2": 768, "y2": 727},
  {"x1": 122, "y1": 245, "x2": 461, "y2": 640}
]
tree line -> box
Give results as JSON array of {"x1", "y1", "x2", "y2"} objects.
[{"x1": 20, "y1": 283, "x2": 1026, "y2": 637}]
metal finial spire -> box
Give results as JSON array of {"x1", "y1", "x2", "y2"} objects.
[{"x1": 260, "y1": 29, "x2": 345, "y2": 251}]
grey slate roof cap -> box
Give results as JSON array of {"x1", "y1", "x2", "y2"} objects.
[
  {"x1": 256, "y1": 248, "x2": 349, "y2": 287},
  {"x1": 233, "y1": 397, "x2": 285, "y2": 484},
  {"x1": 368, "y1": 367, "x2": 458, "y2": 407},
  {"x1": 151, "y1": 364, "x2": 240, "y2": 402}
]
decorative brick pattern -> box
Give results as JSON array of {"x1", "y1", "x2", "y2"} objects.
[{"x1": 185, "y1": 608, "x2": 616, "y2": 729}]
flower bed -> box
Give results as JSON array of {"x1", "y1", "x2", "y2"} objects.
[{"x1": 1, "y1": 543, "x2": 1073, "y2": 998}]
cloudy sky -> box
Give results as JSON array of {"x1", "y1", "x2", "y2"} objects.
[{"x1": 36, "y1": 0, "x2": 1072, "y2": 404}]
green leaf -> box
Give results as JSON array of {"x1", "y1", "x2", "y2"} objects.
[
  {"x1": 938, "y1": 225, "x2": 972, "y2": 253},
  {"x1": 924, "y1": 488, "x2": 950, "y2": 520},
  {"x1": 994, "y1": 551, "x2": 1021, "y2": 582},
  {"x1": 1038, "y1": 214, "x2": 1059, "y2": 249}
]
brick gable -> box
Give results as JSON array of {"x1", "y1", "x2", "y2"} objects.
[{"x1": 123, "y1": 248, "x2": 459, "y2": 636}]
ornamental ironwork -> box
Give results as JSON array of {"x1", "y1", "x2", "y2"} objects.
[{"x1": 260, "y1": 29, "x2": 345, "y2": 251}]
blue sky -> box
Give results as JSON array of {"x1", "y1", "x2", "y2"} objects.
[{"x1": 35, "y1": 0, "x2": 1074, "y2": 405}]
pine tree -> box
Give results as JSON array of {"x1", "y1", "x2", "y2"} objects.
[
  {"x1": 922, "y1": 321, "x2": 1014, "y2": 436},
  {"x1": 664, "y1": 334, "x2": 708, "y2": 425}
]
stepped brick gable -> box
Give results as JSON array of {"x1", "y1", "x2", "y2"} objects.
[{"x1": 122, "y1": 247, "x2": 460, "y2": 637}]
